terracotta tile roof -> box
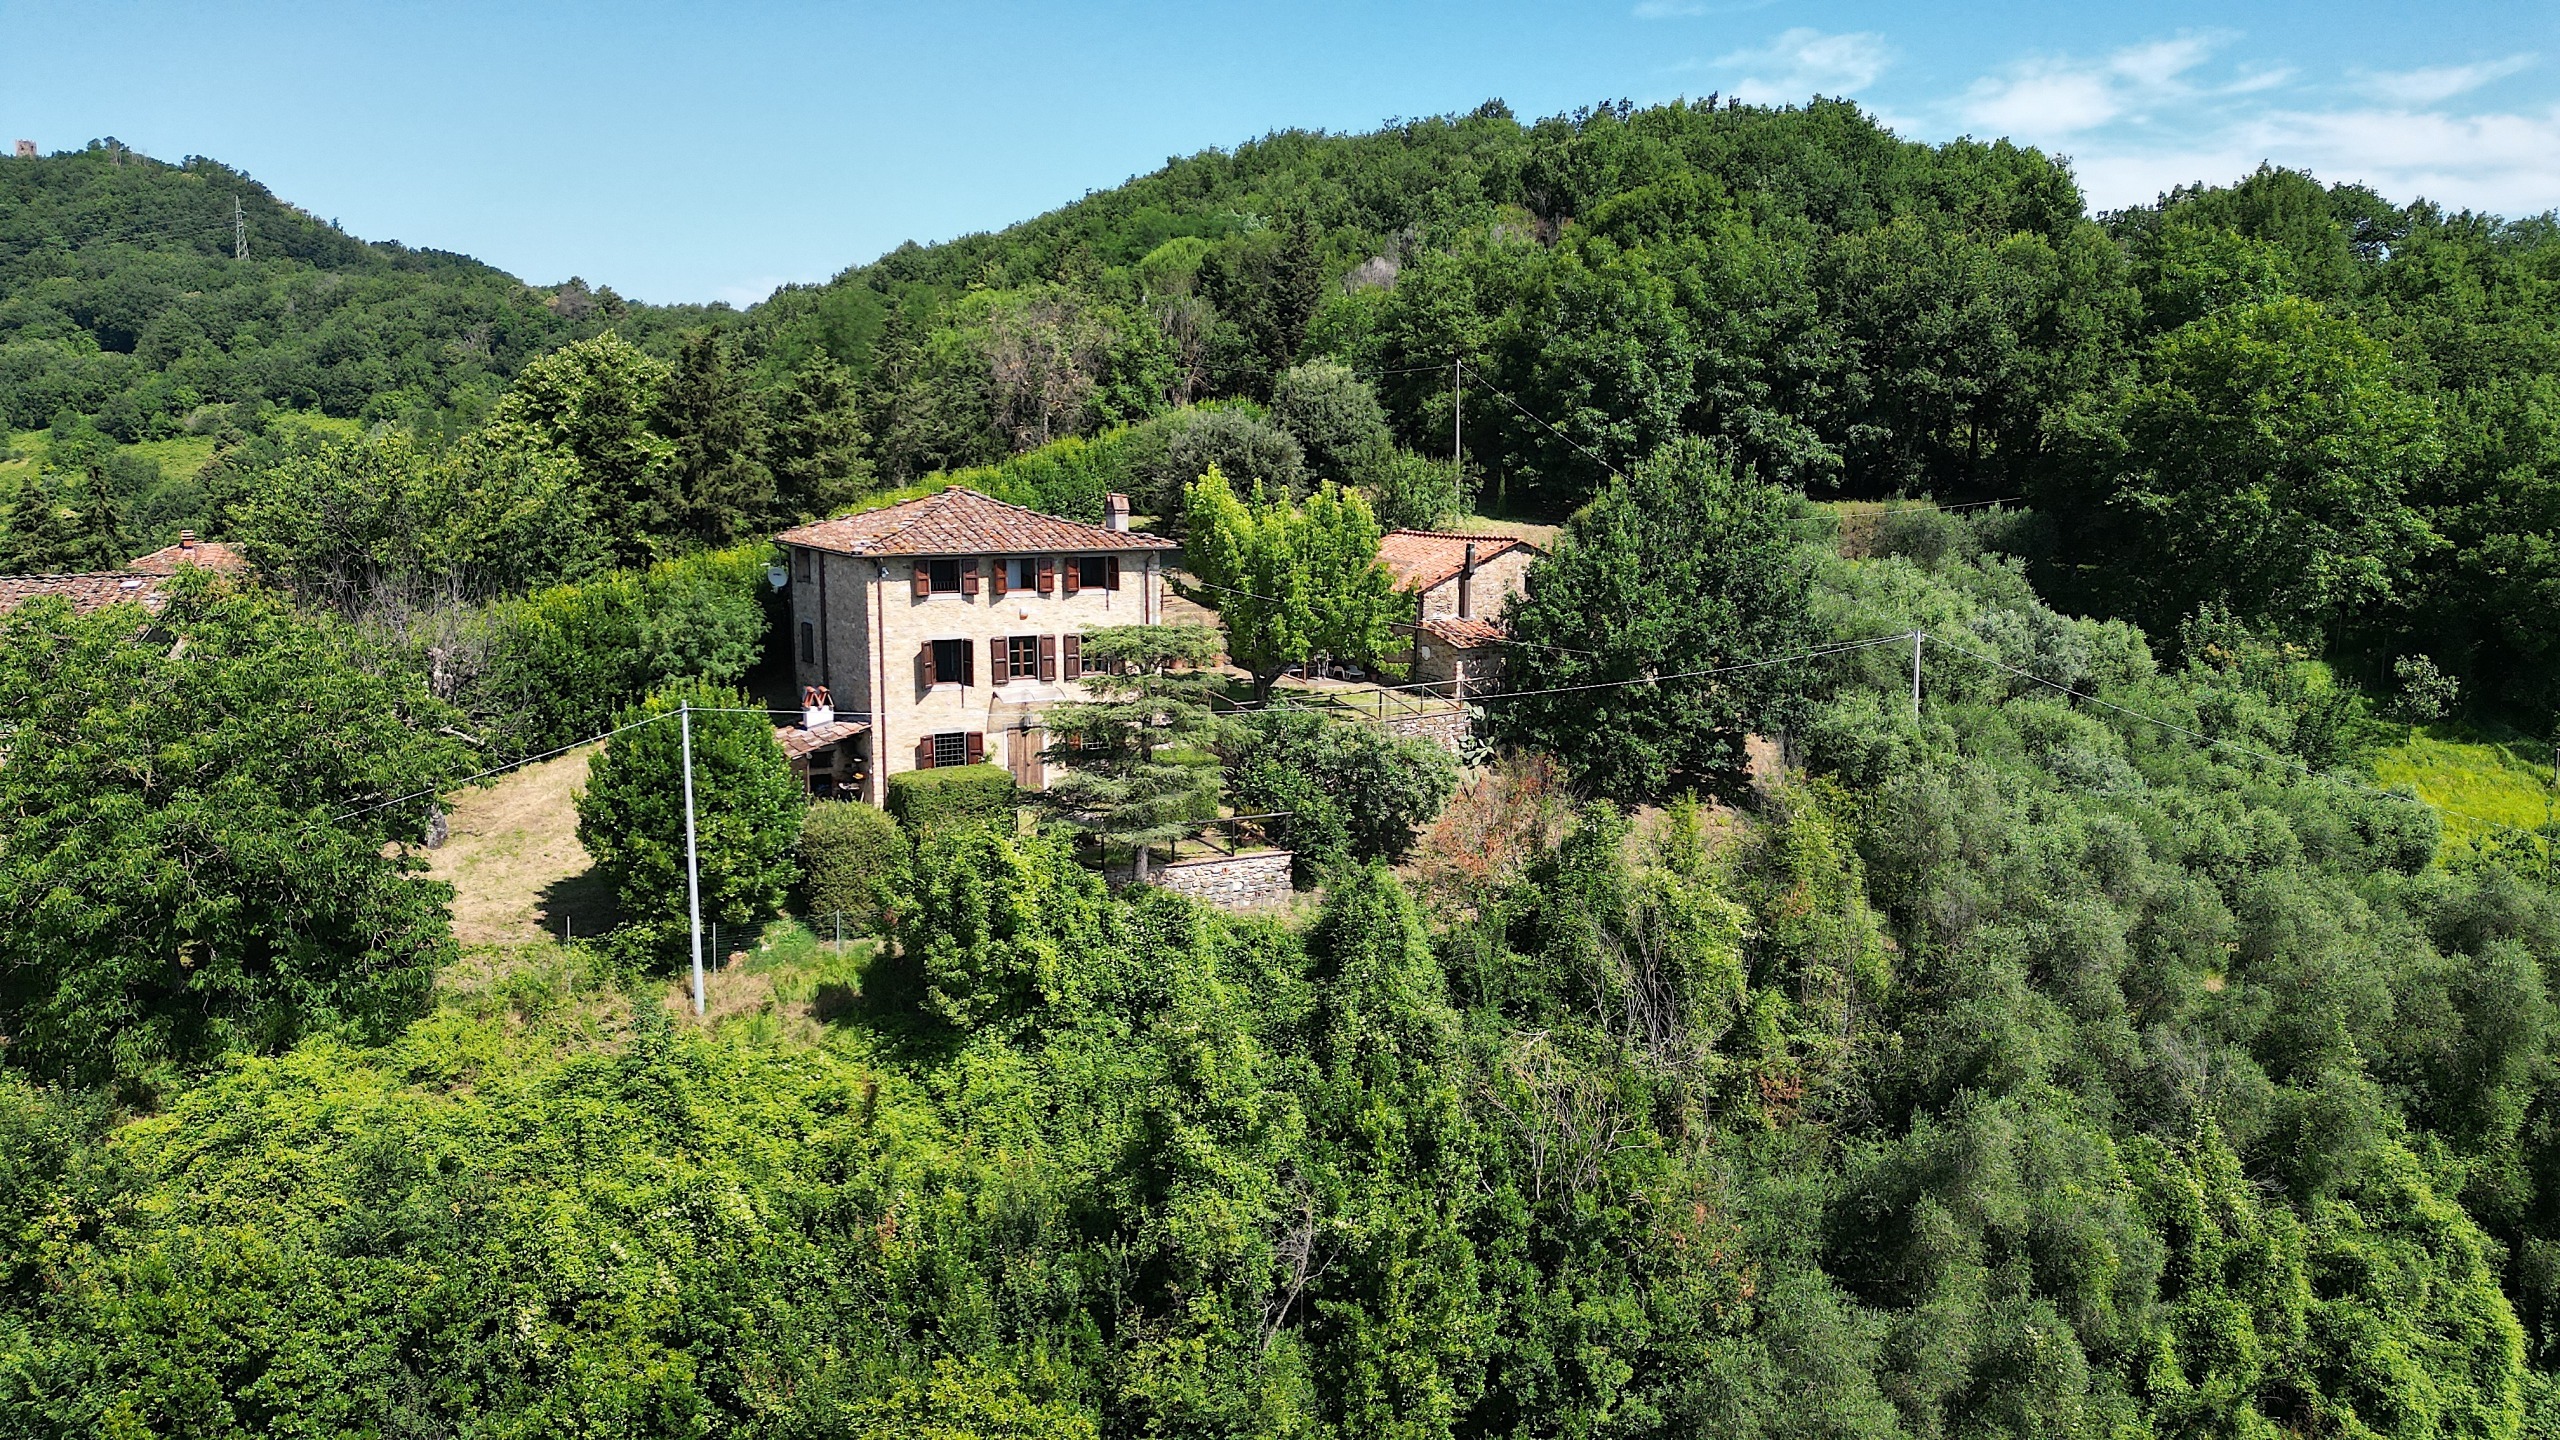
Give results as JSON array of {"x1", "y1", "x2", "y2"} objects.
[
  {"x1": 775, "y1": 717, "x2": 871, "y2": 761},
  {"x1": 0, "y1": 571, "x2": 168, "y2": 616},
  {"x1": 127, "y1": 537, "x2": 248, "y2": 574},
  {"x1": 777, "y1": 488, "x2": 1177, "y2": 558},
  {"x1": 1418, "y1": 615, "x2": 1509, "y2": 649},
  {"x1": 1377, "y1": 529, "x2": 1541, "y2": 593}
]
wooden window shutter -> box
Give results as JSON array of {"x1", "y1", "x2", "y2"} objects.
[
  {"x1": 960, "y1": 558, "x2": 980, "y2": 596},
  {"x1": 912, "y1": 560, "x2": 930, "y2": 599},
  {"x1": 1037, "y1": 557, "x2": 1055, "y2": 594},
  {"x1": 991, "y1": 558, "x2": 1009, "y2": 597},
  {"x1": 1063, "y1": 559, "x2": 1081, "y2": 595},
  {"x1": 965, "y1": 731, "x2": 985, "y2": 765},
  {"x1": 989, "y1": 636, "x2": 1008, "y2": 684},
  {"x1": 1061, "y1": 632, "x2": 1080, "y2": 677},
  {"x1": 919, "y1": 639, "x2": 937, "y2": 686},
  {"x1": 1106, "y1": 556, "x2": 1121, "y2": 591},
  {"x1": 916, "y1": 735, "x2": 935, "y2": 769},
  {"x1": 1038, "y1": 634, "x2": 1058, "y2": 681}
]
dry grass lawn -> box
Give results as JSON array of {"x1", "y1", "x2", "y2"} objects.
[{"x1": 422, "y1": 746, "x2": 617, "y2": 948}]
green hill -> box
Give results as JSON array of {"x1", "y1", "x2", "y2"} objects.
[{"x1": 0, "y1": 139, "x2": 723, "y2": 437}]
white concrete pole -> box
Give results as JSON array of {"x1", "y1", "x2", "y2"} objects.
[{"x1": 682, "y1": 702, "x2": 705, "y2": 1016}]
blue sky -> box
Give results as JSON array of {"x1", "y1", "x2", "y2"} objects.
[{"x1": 6, "y1": 1, "x2": 2555, "y2": 305}]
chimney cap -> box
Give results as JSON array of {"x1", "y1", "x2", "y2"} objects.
[{"x1": 179, "y1": 529, "x2": 197, "y2": 547}]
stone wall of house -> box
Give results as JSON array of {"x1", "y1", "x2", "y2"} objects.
[
  {"x1": 1384, "y1": 708, "x2": 1473, "y2": 757},
  {"x1": 787, "y1": 545, "x2": 1167, "y2": 802},
  {"x1": 1131, "y1": 849, "x2": 1296, "y2": 910},
  {"x1": 1416, "y1": 547, "x2": 1539, "y2": 622}
]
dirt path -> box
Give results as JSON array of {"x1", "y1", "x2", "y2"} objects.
[{"x1": 422, "y1": 746, "x2": 616, "y2": 948}]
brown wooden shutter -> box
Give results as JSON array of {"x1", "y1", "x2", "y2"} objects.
[
  {"x1": 991, "y1": 558, "x2": 1009, "y2": 597},
  {"x1": 1063, "y1": 558, "x2": 1081, "y2": 595},
  {"x1": 1106, "y1": 556, "x2": 1121, "y2": 591},
  {"x1": 912, "y1": 560, "x2": 930, "y2": 599},
  {"x1": 989, "y1": 637, "x2": 1008, "y2": 684},
  {"x1": 919, "y1": 639, "x2": 937, "y2": 686},
  {"x1": 960, "y1": 558, "x2": 980, "y2": 596},
  {"x1": 1037, "y1": 557, "x2": 1055, "y2": 594},
  {"x1": 1038, "y1": 634, "x2": 1058, "y2": 681},
  {"x1": 965, "y1": 731, "x2": 985, "y2": 765},
  {"x1": 916, "y1": 735, "x2": 935, "y2": 769},
  {"x1": 1061, "y1": 632, "x2": 1080, "y2": 678}
]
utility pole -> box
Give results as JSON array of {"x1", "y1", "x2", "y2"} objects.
[
  {"x1": 681, "y1": 702, "x2": 705, "y2": 1016},
  {"x1": 233, "y1": 195, "x2": 247, "y2": 261},
  {"x1": 1453, "y1": 358, "x2": 1464, "y2": 508},
  {"x1": 1911, "y1": 629, "x2": 1924, "y2": 722}
]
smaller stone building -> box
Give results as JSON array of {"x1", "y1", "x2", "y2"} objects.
[{"x1": 1377, "y1": 529, "x2": 1544, "y2": 698}]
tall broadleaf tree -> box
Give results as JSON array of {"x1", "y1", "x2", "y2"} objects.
[
  {"x1": 0, "y1": 576, "x2": 470, "y2": 1090},
  {"x1": 1494, "y1": 437, "x2": 1817, "y2": 801},
  {"x1": 1182, "y1": 468, "x2": 1402, "y2": 701},
  {"x1": 575, "y1": 679, "x2": 802, "y2": 945}
]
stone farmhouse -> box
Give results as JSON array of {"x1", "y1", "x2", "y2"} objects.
[
  {"x1": 0, "y1": 530, "x2": 249, "y2": 616},
  {"x1": 774, "y1": 488, "x2": 1179, "y2": 804},
  {"x1": 1377, "y1": 529, "x2": 1544, "y2": 698}
]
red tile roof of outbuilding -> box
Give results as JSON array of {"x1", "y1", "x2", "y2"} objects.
[
  {"x1": 127, "y1": 537, "x2": 248, "y2": 574},
  {"x1": 1377, "y1": 529, "x2": 1540, "y2": 594},
  {"x1": 0, "y1": 572, "x2": 167, "y2": 615}
]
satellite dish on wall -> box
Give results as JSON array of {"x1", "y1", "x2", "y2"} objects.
[{"x1": 767, "y1": 564, "x2": 790, "y2": 590}]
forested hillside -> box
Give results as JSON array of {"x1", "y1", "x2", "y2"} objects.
[{"x1": 4, "y1": 100, "x2": 2560, "y2": 1440}]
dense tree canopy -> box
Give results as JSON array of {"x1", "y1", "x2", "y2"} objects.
[
  {"x1": 12, "y1": 98, "x2": 2560, "y2": 1440},
  {"x1": 0, "y1": 577, "x2": 468, "y2": 1091}
]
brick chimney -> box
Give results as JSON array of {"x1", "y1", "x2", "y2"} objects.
[
  {"x1": 1458, "y1": 542, "x2": 1478, "y2": 619},
  {"x1": 1105, "y1": 493, "x2": 1130, "y2": 533},
  {"x1": 801, "y1": 684, "x2": 834, "y2": 730},
  {"x1": 179, "y1": 529, "x2": 197, "y2": 551}
]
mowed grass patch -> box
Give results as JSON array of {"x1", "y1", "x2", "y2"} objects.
[
  {"x1": 2371, "y1": 723, "x2": 2556, "y2": 855},
  {"x1": 1, "y1": 411, "x2": 363, "y2": 485}
]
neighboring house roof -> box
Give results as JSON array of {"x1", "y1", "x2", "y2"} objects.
[
  {"x1": 127, "y1": 536, "x2": 248, "y2": 574},
  {"x1": 777, "y1": 487, "x2": 1178, "y2": 558},
  {"x1": 1418, "y1": 616, "x2": 1510, "y2": 650},
  {"x1": 0, "y1": 572, "x2": 167, "y2": 616},
  {"x1": 1377, "y1": 529, "x2": 1542, "y2": 593},
  {"x1": 775, "y1": 717, "x2": 871, "y2": 762}
]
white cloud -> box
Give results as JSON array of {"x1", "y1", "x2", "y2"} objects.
[
  {"x1": 1959, "y1": 32, "x2": 2233, "y2": 138},
  {"x1": 2057, "y1": 107, "x2": 2560, "y2": 217},
  {"x1": 2355, "y1": 54, "x2": 2536, "y2": 105},
  {"x1": 1707, "y1": 27, "x2": 1892, "y2": 102},
  {"x1": 1919, "y1": 34, "x2": 2560, "y2": 220}
]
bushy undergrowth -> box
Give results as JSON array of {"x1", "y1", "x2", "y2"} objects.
[{"x1": 5, "y1": 546, "x2": 2559, "y2": 1440}]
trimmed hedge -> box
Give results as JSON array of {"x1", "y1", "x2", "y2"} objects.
[
  {"x1": 800, "y1": 800, "x2": 910, "y2": 931},
  {"x1": 885, "y1": 765, "x2": 1017, "y2": 836}
]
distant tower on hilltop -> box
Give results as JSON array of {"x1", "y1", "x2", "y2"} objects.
[
  {"x1": 234, "y1": 196, "x2": 247, "y2": 261},
  {"x1": 12, "y1": 141, "x2": 33, "y2": 159}
]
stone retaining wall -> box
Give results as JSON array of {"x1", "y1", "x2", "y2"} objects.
[
  {"x1": 1383, "y1": 708, "x2": 1472, "y2": 757},
  {"x1": 1119, "y1": 849, "x2": 1295, "y2": 910}
]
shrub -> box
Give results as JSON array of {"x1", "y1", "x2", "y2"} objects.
[
  {"x1": 1366, "y1": 450, "x2": 1462, "y2": 531},
  {"x1": 576, "y1": 679, "x2": 802, "y2": 945},
  {"x1": 2393, "y1": 653, "x2": 2460, "y2": 723},
  {"x1": 462, "y1": 543, "x2": 772, "y2": 757},
  {"x1": 800, "y1": 801, "x2": 910, "y2": 932},
  {"x1": 886, "y1": 764, "x2": 1017, "y2": 837},
  {"x1": 1224, "y1": 706, "x2": 1459, "y2": 885}
]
